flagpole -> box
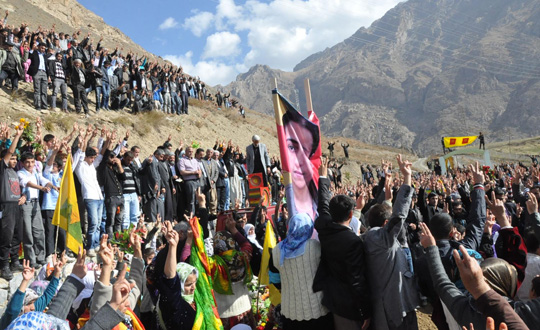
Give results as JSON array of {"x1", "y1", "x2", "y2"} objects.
[
  {"x1": 55, "y1": 224, "x2": 59, "y2": 254},
  {"x1": 304, "y1": 78, "x2": 313, "y2": 112}
]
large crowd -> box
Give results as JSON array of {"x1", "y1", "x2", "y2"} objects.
[
  {"x1": 0, "y1": 115, "x2": 538, "y2": 330},
  {"x1": 0, "y1": 11, "x2": 539, "y2": 330},
  {"x1": 0, "y1": 15, "x2": 242, "y2": 117}
]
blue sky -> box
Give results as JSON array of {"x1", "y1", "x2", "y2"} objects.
[{"x1": 79, "y1": 0, "x2": 402, "y2": 86}]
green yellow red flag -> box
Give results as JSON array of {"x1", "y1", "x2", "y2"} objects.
[{"x1": 189, "y1": 217, "x2": 224, "y2": 330}]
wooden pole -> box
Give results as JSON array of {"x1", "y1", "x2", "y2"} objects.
[
  {"x1": 54, "y1": 223, "x2": 59, "y2": 254},
  {"x1": 304, "y1": 78, "x2": 313, "y2": 112}
]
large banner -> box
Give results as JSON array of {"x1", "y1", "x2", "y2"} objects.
[
  {"x1": 444, "y1": 136, "x2": 478, "y2": 148},
  {"x1": 272, "y1": 89, "x2": 321, "y2": 221}
]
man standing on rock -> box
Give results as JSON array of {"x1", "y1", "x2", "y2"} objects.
[
  {"x1": 478, "y1": 132, "x2": 485, "y2": 150},
  {"x1": 246, "y1": 135, "x2": 271, "y2": 187},
  {"x1": 0, "y1": 126, "x2": 25, "y2": 280}
]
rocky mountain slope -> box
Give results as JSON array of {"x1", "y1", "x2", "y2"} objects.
[
  {"x1": 223, "y1": 0, "x2": 540, "y2": 155},
  {"x1": 2, "y1": 0, "x2": 149, "y2": 55}
]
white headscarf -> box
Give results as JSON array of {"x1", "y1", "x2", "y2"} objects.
[{"x1": 244, "y1": 224, "x2": 262, "y2": 250}]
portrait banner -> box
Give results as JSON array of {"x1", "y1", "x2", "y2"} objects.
[{"x1": 272, "y1": 87, "x2": 321, "y2": 221}]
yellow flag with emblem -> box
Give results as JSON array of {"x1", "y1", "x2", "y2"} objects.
[
  {"x1": 52, "y1": 154, "x2": 83, "y2": 253},
  {"x1": 443, "y1": 136, "x2": 478, "y2": 148}
]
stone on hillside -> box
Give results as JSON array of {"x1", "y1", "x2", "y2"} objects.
[
  {"x1": 9, "y1": 273, "x2": 23, "y2": 296},
  {"x1": 0, "y1": 290, "x2": 7, "y2": 307}
]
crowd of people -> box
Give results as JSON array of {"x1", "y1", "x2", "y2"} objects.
[
  {"x1": 0, "y1": 16, "x2": 243, "y2": 117},
  {"x1": 0, "y1": 10, "x2": 538, "y2": 330},
  {"x1": 0, "y1": 115, "x2": 538, "y2": 330}
]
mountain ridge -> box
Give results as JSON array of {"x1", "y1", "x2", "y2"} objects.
[{"x1": 224, "y1": 0, "x2": 540, "y2": 156}]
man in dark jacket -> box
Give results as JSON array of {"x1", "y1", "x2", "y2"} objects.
[
  {"x1": 28, "y1": 43, "x2": 49, "y2": 110},
  {"x1": 363, "y1": 155, "x2": 419, "y2": 330},
  {"x1": 97, "y1": 148, "x2": 125, "y2": 238},
  {"x1": 69, "y1": 58, "x2": 89, "y2": 115},
  {"x1": 313, "y1": 158, "x2": 371, "y2": 329}
]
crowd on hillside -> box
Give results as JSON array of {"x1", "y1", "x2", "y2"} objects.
[
  {"x1": 0, "y1": 15, "x2": 243, "y2": 117},
  {"x1": 0, "y1": 116, "x2": 539, "y2": 330}
]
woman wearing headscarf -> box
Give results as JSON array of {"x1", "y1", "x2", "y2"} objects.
[
  {"x1": 420, "y1": 223, "x2": 537, "y2": 330},
  {"x1": 213, "y1": 214, "x2": 255, "y2": 330},
  {"x1": 271, "y1": 213, "x2": 331, "y2": 330},
  {"x1": 244, "y1": 223, "x2": 263, "y2": 251},
  {"x1": 155, "y1": 221, "x2": 198, "y2": 330},
  {"x1": 0, "y1": 258, "x2": 63, "y2": 330}
]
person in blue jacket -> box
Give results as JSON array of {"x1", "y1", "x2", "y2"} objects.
[{"x1": 0, "y1": 255, "x2": 66, "y2": 330}]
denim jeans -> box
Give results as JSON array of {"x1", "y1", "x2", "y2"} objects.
[
  {"x1": 122, "y1": 192, "x2": 140, "y2": 229},
  {"x1": 101, "y1": 81, "x2": 110, "y2": 109},
  {"x1": 171, "y1": 92, "x2": 181, "y2": 114},
  {"x1": 84, "y1": 199, "x2": 103, "y2": 250},
  {"x1": 51, "y1": 78, "x2": 68, "y2": 110}
]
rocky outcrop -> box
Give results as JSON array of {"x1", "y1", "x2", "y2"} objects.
[{"x1": 224, "y1": 0, "x2": 540, "y2": 155}]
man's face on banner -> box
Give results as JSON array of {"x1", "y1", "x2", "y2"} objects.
[{"x1": 284, "y1": 120, "x2": 314, "y2": 191}]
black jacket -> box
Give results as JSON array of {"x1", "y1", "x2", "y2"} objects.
[
  {"x1": 27, "y1": 51, "x2": 49, "y2": 77},
  {"x1": 312, "y1": 177, "x2": 371, "y2": 321}
]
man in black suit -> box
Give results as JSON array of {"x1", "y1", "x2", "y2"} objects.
[
  {"x1": 313, "y1": 157, "x2": 371, "y2": 329},
  {"x1": 27, "y1": 43, "x2": 49, "y2": 110}
]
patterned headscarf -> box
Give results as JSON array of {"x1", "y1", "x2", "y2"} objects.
[
  {"x1": 213, "y1": 230, "x2": 247, "y2": 283},
  {"x1": 278, "y1": 213, "x2": 313, "y2": 266},
  {"x1": 176, "y1": 262, "x2": 199, "y2": 304},
  {"x1": 6, "y1": 312, "x2": 70, "y2": 330}
]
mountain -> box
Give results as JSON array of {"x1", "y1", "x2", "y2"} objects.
[{"x1": 223, "y1": 0, "x2": 540, "y2": 155}]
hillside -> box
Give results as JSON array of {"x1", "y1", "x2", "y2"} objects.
[
  {"x1": 224, "y1": 0, "x2": 540, "y2": 156},
  {"x1": 3, "y1": 0, "x2": 148, "y2": 56}
]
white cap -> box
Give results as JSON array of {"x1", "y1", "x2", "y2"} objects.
[{"x1": 252, "y1": 135, "x2": 261, "y2": 141}]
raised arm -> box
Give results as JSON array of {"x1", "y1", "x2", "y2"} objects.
[
  {"x1": 461, "y1": 162, "x2": 487, "y2": 251},
  {"x1": 386, "y1": 155, "x2": 413, "y2": 236},
  {"x1": 2, "y1": 125, "x2": 23, "y2": 164}
]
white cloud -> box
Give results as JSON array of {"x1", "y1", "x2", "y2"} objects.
[
  {"x1": 159, "y1": 17, "x2": 178, "y2": 30},
  {"x1": 164, "y1": 52, "x2": 238, "y2": 86},
  {"x1": 180, "y1": 0, "x2": 403, "y2": 84},
  {"x1": 202, "y1": 31, "x2": 242, "y2": 59},
  {"x1": 183, "y1": 11, "x2": 214, "y2": 37}
]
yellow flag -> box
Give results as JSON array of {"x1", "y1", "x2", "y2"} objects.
[
  {"x1": 444, "y1": 136, "x2": 478, "y2": 148},
  {"x1": 259, "y1": 221, "x2": 277, "y2": 285},
  {"x1": 52, "y1": 154, "x2": 83, "y2": 253}
]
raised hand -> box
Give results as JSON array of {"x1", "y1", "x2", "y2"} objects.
[
  {"x1": 485, "y1": 191, "x2": 510, "y2": 227},
  {"x1": 452, "y1": 245, "x2": 491, "y2": 299},
  {"x1": 129, "y1": 228, "x2": 142, "y2": 258},
  {"x1": 319, "y1": 157, "x2": 328, "y2": 177},
  {"x1": 72, "y1": 247, "x2": 87, "y2": 279},
  {"x1": 21, "y1": 259, "x2": 35, "y2": 281},
  {"x1": 419, "y1": 222, "x2": 436, "y2": 248},
  {"x1": 225, "y1": 213, "x2": 238, "y2": 234},
  {"x1": 164, "y1": 221, "x2": 179, "y2": 247},
  {"x1": 53, "y1": 251, "x2": 67, "y2": 278},
  {"x1": 109, "y1": 263, "x2": 135, "y2": 313},
  {"x1": 98, "y1": 234, "x2": 114, "y2": 266},
  {"x1": 469, "y1": 162, "x2": 484, "y2": 185},
  {"x1": 526, "y1": 192, "x2": 538, "y2": 214}
]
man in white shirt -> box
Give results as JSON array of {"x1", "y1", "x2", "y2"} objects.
[
  {"x1": 18, "y1": 152, "x2": 56, "y2": 267},
  {"x1": 73, "y1": 144, "x2": 104, "y2": 257}
]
